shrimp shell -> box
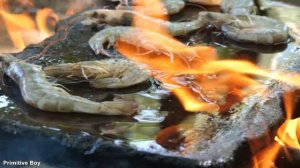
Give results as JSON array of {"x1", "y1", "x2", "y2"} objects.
[
  {"x1": 220, "y1": 0, "x2": 257, "y2": 15},
  {"x1": 221, "y1": 15, "x2": 289, "y2": 44},
  {"x1": 187, "y1": 12, "x2": 288, "y2": 44},
  {"x1": 0, "y1": 54, "x2": 136, "y2": 115},
  {"x1": 44, "y1": 59, "x2": 151, "y2": 89}
]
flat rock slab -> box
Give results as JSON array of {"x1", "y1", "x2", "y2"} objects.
[
  {"x1": 0, "y1": 22, "x2": 200, "y2": 168},
  {"x1": 0, "y1": 7, "x2": 291, "y2": 168}
]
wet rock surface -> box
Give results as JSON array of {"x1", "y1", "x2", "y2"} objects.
[
  {"x1": 0, "y1": 19, "x2": 199, "y2": 167},
  {"x1": 0, "y1": 2, "x2": 295, "y2": 168}
]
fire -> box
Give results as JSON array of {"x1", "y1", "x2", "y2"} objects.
[
  {"x1": 0, "y1": 0, "x2": 59, "y2": 51},
  {"x1": 117, "y1": 0, "x2": 300, "y2": 166},
  {"x1": 1, "y1": 0, "x2": 299, "y2": 166},
  {"x1": 253, "y1": 91, "x2": 300, "y2": 168},
  {"x1": 117, "y1": 0, "x2": 256, "y2": 113},
  {"x1": 252, "y1": 142, "x2": 281, "y2": 168},
  {"x1": 36, "y1": 8, "x2": 59, "y2": 36},
  {"x1": 276, "y1": 91, "x2": 300, "y2": 150},
  {"x1": 277, "y1": 119, "x2": 300, "y2": 149},
  {"x1": 117, "y1": 0, "x2": 300, "y2": 114}
]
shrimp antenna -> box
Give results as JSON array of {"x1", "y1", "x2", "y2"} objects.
[
  {"x1": 186, "y1": 3, "x2": 207, "y2": 12},
  {"x1": 52, "y1": 82, "x2": 71, "y2": 92}
]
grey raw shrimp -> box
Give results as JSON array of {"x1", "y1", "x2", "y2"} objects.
[
  {"x1": 44, "y1": 58, "x2": 151, "y2": 89},
  {"x1": 0, "y1": 54, "x2": 137, "y2": 115},
  {"x1": 87, "y1": 11, "x2": 288, "y2": 56}
]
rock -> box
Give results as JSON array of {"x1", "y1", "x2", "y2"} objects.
[{"x1": 0, "y1": 4, "x2": 291, "y2": 168}]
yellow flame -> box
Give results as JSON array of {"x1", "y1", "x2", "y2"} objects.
[
  {"x1": 276, "y1": 91, "x2": 300, "y2": 150},
  {"x1": 252, "y1": 142, "x2": 281, "y2": 168},
  {"x1": 36, "y1": 8, "x2": 59, "y2": 36},
  {"x1": 117, "y1": 0, "x2": 300, "y2": 114},
  {"x1": 253, "y1": 91, "x2": 300, "y2": 168}
]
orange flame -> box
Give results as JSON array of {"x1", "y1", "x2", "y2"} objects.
[
  {"x1": 252, "y1": 142, "x2": 281, "y2": 168},
  {"x1": 252, "y1": 91, "x2": 300, "y2": 167},
  {"x1": 117, "y1": 0, "x2": 300, "y2": 114},
  {"x1": 117, "y1": 0, "x2": 255, "y2": 113},
  {"x1": 116, "y1": 0, "x2": 300, "y2": 166},
  {"x1": 0, "y1": 0, "x2": 59, "y2": 51},
  {"x1": 276, "y1": 91, "x2": 300, "y2": 151},
  {"x1": 36, "y1": 8, "x2": 59, "y2": 36}
]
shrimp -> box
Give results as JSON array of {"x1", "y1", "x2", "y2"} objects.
[
  {"x1": 88, "y1": 11, "x2": 288, "y2": 56},
  {"x1": 88, "y1": 26, "x2": 212, "y2": 61},
  {"x1": 82, "y1": 0, "x2": 220, "y2": 26},
  {"x1": 0, "y1": 54, "x2": 136, "y2": 115},
  {"x1": 81, "y1": 9, "x2": 206, "y2": 35},
  {"x1": 197, "y1": 12, "x2": 288, "y2": 44},
  {"x1": 220, "y1": 0, "x2": 257, "y2": 15},
  {"x1": 43, "y1": 58, "x2": 151, "y2": 89},
  {"x1": 221, "y1": 14, "x2": 288, "y2": 44},
  {"x1": 85, "y1": 10, "x2": 207, "y2": 57}
]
